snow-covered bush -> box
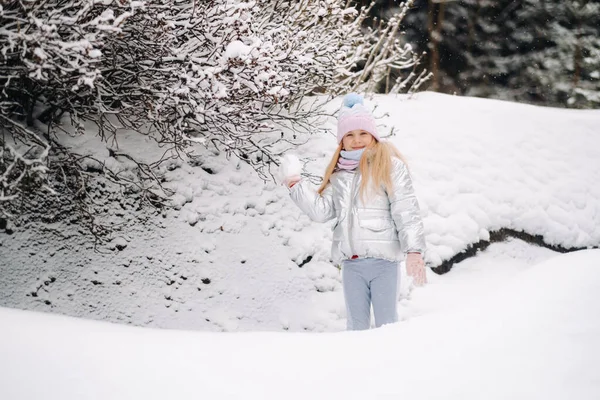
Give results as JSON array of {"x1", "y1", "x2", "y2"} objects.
[
  {"x1": 1, "y1": 0, "x2": 425, "y2": 226},
  {"x1": 0, "y1": 0, "x2": 138, "y2": 210},
  {"x1": 97, "y1": 0, "x2": 427, "y2": 180}
]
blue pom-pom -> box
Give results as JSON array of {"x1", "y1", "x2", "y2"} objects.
[{"x1": 343, "y1": 93, "x2": 364, "y2": 108}]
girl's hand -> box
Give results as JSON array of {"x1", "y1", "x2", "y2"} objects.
[
  {"x1": 406, "y1": 252, "x2": 427, "y2": 286},
  {"x1": 284, "y1": 176, "x2": 301, "y2": 188}
]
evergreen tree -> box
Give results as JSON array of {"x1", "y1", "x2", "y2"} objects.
[
  {"x1": 509, "y1": 0, "x2": 600, "y2": 107},
  {"x1": 383, "y1": 0, "x2": 600, "y2": 108},
  {"x1": 396, "y1": 0, "x2": 519, "y2": 96}
]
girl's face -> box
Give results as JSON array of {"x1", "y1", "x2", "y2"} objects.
[{"x1": 342, "y1": 130, "x2": 374, "y2": 151}]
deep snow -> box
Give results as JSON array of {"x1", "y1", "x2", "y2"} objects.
[
  {"x1": 1, "y1": 249, "x2": 599, "y2": 400},
  {"x1": 1, "y1": 92, "x2": 599, "y2": 333}
]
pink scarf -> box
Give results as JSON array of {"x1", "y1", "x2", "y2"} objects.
[
  {"x1": 337, "y1": 157, "x2": 360, "y2": 171},
  {"x1": 337, "y1": 148, "x2": 364, "y2": 171}
]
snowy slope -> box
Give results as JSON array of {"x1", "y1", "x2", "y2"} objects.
[
  {"x1": 1, "y1": 249, "x2": 599, "y2": 400},
  {"x1": 0, "y1": 92, "x2": 599, "y2": 332}
]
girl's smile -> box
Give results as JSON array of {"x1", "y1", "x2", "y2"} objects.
[{"x1": 342, "y1": 129, "x2": 374, "y2": 151}]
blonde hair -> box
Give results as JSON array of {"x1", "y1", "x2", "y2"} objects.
[{"x1": 317, "y1": 140, "x2": 407, "y2": 201}]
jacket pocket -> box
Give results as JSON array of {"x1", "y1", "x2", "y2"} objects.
[{"x1": 357, "y1": 217, "x2": 397, "y2": 241}]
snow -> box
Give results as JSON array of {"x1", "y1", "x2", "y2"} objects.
[
  {"x1": 1, "y1": 93, "x2": 599, "y2": 335},
  {"x1": 1, "y1": 249, "x2": 599, "y2": 400},
  {"x1": 397, "y1": 237, "x2": 558, "y2": 320},
  {"x1": 33, "y1": 47, "x2": 47, "y2": 60},
  {"x1": 225, "y1": 40, "x2": 252, "y2": 60}
]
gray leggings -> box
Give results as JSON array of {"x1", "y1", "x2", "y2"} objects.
[{"x1": 342, "y1": 258, "x2": 399, "y2": 330}]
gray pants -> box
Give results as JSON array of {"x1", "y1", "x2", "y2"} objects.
[{"x1": 342, "y1": 258, "x2": 399, "y2": 330}]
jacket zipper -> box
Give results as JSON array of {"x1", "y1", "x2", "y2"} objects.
[{"x1": 348, "y1": 172, "x2": 359, "y2": 257}]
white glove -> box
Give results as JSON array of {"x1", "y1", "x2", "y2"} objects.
[
  {"x1": 406, "y1": 252, "x2": 427, "y2": 286},
  {"x1": 277, "y1": 154, "x2": 302, "y2": 187}
]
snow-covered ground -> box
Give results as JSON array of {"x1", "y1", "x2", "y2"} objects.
[
  {"x1": 1, "y1": 92, "x2": 599, "y2": 334},
  {"x1": 2, "y1": 249, "x2": 599, "y2": 400}
]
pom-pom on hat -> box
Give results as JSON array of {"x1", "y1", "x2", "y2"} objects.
[{"x1": 337, "y1": 93, "x2": 379, "y2": 143}]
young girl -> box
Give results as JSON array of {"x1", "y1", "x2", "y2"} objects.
[{"x1": 282, "y1": 93, "x2": 427, "y2": 331}]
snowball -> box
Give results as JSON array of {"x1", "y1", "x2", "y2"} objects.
[{"x1": 277, "y1": 154, "x2": 302, "y2": 184}]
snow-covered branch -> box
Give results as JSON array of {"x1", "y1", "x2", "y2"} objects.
[{"x1": 1, "y1": 0, "x2": 426, "y2": 224}]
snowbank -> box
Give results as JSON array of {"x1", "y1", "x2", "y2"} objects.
[
  {"x1": 1, "y1": 93, "x2": 599, "y2": 332},
  {"x1": 1, "y1": 249, "x2": 599, "y2": 400}
]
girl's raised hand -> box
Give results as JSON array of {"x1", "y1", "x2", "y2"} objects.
[{"x1": 406, "y1": 252, "x2": 427, "y2": 287}]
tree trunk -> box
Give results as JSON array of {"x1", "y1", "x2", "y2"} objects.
[
  {"x1": 428, "y1": 0, "x2": 439, "y2": 90},
  {"x1": 428, "y1": 0, "x2": 447, "y2": 91},
  {"x1": 437, "y1": 0, "x2": 446, "y2": 82}
]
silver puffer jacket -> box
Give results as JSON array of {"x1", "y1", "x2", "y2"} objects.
[{"x1": 290, "y1": 158, "x2": 426, "y2": 265}]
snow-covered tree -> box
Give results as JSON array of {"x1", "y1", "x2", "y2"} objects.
[
  {"x1": 1, "y1": 0, "x2": 425, "y2": 232},
  {"x1": 0, "y1": 0, "x2": 139, "y2": 209},
  {"x1": 398, "y1": 0, "x2": 519, "y2": 96},
  {"x1": 396, "y1": 0, "x2": 600, "y2": 107},
  {"x1": 509, "y1": 0, "x2": 600, "y2": 107},
  {"x1": 95, "y1": 0, "x2": 428, "y2": 180}
]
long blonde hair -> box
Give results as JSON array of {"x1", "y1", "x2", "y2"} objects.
[{"x1": 317, "y1": 140, "x2": 407, "y2": 201}]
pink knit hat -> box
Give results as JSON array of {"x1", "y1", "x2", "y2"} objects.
[{"x1": 337, "y1": 93, "x2": 379, "y2": 143}]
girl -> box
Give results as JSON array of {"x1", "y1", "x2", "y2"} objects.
[{"x1": 282, "y1": 93, "x2": 427, "y2": 331}]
